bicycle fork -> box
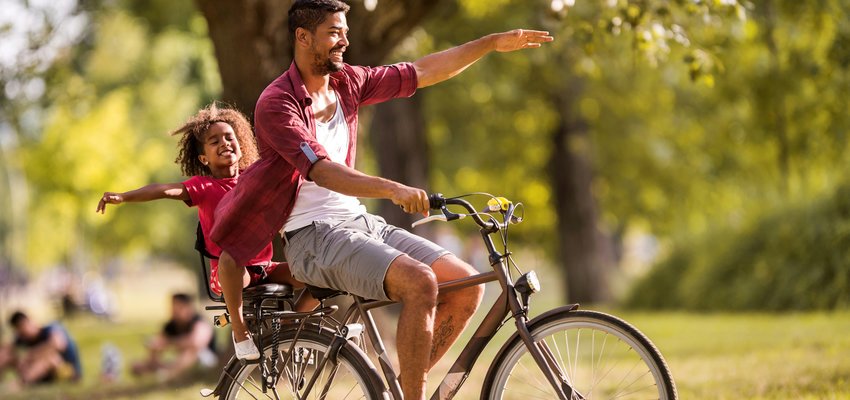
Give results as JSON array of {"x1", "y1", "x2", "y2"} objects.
[
  {"x1": 298, "y1": 323, "x2": 365, "y2": 400},
  {"x1": 514, "y1": 317, "x2": 582, "y2": 400}
]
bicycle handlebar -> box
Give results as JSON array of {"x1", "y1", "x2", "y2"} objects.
[{"x1": 425, "y1": 193, "x2": 499, "y2": 230}]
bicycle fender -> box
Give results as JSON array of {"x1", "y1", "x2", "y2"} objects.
[{"x1": 479, "y1": 303, "x2": 579, "y2": 400}]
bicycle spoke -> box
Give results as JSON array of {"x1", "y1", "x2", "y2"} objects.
[
  {"x1": 547, "y1": 334, "x2": 569, "y2": 382},
  {"x1": 611, "y1": 368, "x2": 654, "y2": 399},
  {"x1": 612, "y1": 353, "x2": 643, "y2": 395},
  {"x1": 565, "y1": 328, "x2": 574, "y2": 384},
  {"x1": 516, "y1": 356, "x2": 556, "y2": 394},
  {"x1": 223, "y1": 331, "x2": 379, "y2": 400},
  {"x1": 589, "y1": 333, "x2": 610, "y2": 395},
  {"x1": 224, "y1": 367, "x2": 263, "y2": 400},
  {"x1": 591, "y1": 328, "x2": 596, "y2": 393},
  {"x1": 573, "y1": 328, "x2": 581, "y2": 388}
]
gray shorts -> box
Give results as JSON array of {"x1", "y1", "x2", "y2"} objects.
[{"x1": 283, "y1": 213, "x2": 451, "y2": 301}]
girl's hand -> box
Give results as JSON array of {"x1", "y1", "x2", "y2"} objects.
[{"x1": 97, "y1": 192, "x2": 124, "y2": 214}]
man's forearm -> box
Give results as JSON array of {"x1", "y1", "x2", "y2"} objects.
[
  {"x1": 309, "y1": 160, "x2": 402, "y2": 199},
  {"x1": 413, "y1": 35, "x2": 496, "y2": 88},
  {"x1": 309, "y1": 159, "x2": 430, "y2": 214}
]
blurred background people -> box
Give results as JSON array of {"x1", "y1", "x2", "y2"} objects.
[
  {"x1": 130, "y1": 293, "x2": 216, "y2": 381},
  {"x1": 0, "y1": 311, "x2": 82, "y2": 386}
]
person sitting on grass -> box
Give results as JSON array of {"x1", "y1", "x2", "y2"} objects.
[
  {"x1": 131, "y1": 293, "x2": 216, "y2": 380},
  {"x1": 0, "y1": 311, "x2": 82, "y2": 386},
  {"x1": 96, "y1": 103, "x2": 318, "y2": 359}
]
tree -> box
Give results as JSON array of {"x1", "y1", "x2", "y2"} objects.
[{"x1": 415, "y1": 0, "x2": 750, "y2": 303}]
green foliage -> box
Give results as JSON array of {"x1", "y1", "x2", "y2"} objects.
[
  {"x1": 626, "y1": 182, "x2": 850, "y2": 311},
  {"x1": 14, "y1": 5, "x2": 220, "y2": 269},
  {"x1": 409, "y1": 0, "x2": 748, "y2": 248}
]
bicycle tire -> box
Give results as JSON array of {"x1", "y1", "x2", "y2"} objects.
[
  {"x1": 481, "y1": 309, "x2": 677, "y2": 400},
  {"x1": 221, "y1": 327, "x2": 385, "y2": 400}
]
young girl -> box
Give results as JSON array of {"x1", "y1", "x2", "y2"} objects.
[{"x1": 97, "y1": 103, "x2": 315, "y2": 360}]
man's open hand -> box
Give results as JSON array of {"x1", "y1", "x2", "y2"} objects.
[{"x1": 491, "y1": 29, "x2": 554, "y2": 52}]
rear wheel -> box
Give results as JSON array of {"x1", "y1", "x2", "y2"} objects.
[
  {"x1": 222, "y1": 328, "x2": 385, "y2": 400},
  {"x1": 482, "y1": 310, "x2": 677, "y2": 400}
]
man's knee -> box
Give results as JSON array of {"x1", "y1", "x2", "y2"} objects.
[
  {"x1": 434, "y1": 255, "x2": 484, "y2": 307},
  {"x1": 386, "y1": 257, "x2": 438, "y2": 307}
]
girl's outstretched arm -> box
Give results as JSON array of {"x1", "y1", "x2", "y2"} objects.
[{"x1": 96, "y1": 183, "x2": 189, "y2": 214}]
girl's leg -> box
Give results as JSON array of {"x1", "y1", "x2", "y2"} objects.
[{"x1": 218, "y1": 251, "x2": 251, "y2": 342}]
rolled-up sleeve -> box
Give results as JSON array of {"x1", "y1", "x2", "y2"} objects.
[
  {"x1": 351, "y1": 62, "x2": 418, "y2": 106},
  {"x1": 255, "y1": 95, "x2": 329, "y2": 180}
]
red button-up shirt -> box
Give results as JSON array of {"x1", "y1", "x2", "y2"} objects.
[{"x1": 211, "y1": 61, "x2": 418, "y2": 266}]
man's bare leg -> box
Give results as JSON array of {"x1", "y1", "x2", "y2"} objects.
[
  {"x1": 18, "y1": 348, "x2": 61, "y2": 384},
  {"x1": 428, "y1": 255, "x2": 484, "y2": 368},
  {"x1": 162, "y1": 347, "x2": 201, "y2": 381},
  {"x1": 218, "y1": 251, "x2": 251, "y2": 341},
  {"x1": 0, "y1": 344, "x2": 16, "y2": 371},
  {"x1": 132, "y1": 335, "x2": 167, "y2": 375},
  {"x1": 385, "y1": 255, "x2": 439, "y2": 400}
]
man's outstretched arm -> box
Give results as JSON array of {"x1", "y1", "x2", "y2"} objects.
[{"x1": 413, "y1": 29, "x2": 553, "y2": 88}]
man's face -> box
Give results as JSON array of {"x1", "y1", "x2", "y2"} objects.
[
  {"x1": 13, "y1": 318, "x2": 38, "y2": 340},
  {"x1": 307, "y1": 12, "x2": 349, "y2": 75},
  {"x1": 172, "y1": 300, "x2": 194, "y2": 324}
]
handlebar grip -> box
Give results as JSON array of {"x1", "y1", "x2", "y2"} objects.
[{"x1": 429, "y1": 193, "x2": 445, "y2": 210}]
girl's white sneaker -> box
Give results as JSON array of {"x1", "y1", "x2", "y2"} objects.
[{"x1": 233, "y1": 334, "x2": 260, "y2": 360}]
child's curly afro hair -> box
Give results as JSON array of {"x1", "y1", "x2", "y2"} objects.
[{"x1": 171, "y1": 102, "x2": 259, "y2": 177}]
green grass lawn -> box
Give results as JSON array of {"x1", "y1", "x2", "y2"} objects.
[{"x1": 3, "y1": 308, "x2": 849, "y2": 399}]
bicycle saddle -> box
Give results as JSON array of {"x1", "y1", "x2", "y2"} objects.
[
  {"x1": 242, "y1": 283, "x2": 294, "y2": 299},
  {"x1": 306, "y1": 285, "x2": 347, "y2": 300}
]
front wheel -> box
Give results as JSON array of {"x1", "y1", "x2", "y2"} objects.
[
  {"x1": 482, "y1": 309, "x2": 677, "y2": 400},
  {"x1": 221, "y1": 328, "x2": 385, "y2": 400}
]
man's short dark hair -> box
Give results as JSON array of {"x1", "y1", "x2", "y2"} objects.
[
  {"x1": 9, "y1": 311, "x2": 27, "y2": 327},
  {"x1": 288, "y1": 0, "x2": 350, "y2": 38},
  {"x1": 172, "y1": 293, "x2": 193, "y2": 304}
]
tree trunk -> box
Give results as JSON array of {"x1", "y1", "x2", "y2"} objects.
[
  {"x1": 194, "y1": 0, "x2": 293, "y2": 115},
  {"x1": 549, "y1": 79, "x2": 614, "y2": 304},
  {"x1": 368, "y1": 96, "x2": 430, "y2": 229},
  {"x1": 758, "y1": 0, "x2": 791, "y2": 194}
]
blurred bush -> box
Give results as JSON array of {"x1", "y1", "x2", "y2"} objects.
[{"x1": 625, "y1": 183, "x2": 850, "y2": 311}]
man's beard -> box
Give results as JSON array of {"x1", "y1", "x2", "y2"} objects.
[{"x1": 311, "y1": 45, "x2": 344, "y2": 75}]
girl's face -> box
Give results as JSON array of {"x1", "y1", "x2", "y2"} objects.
[{"x1": 198, "y1": 122, "x2": 242, "y2": 170}]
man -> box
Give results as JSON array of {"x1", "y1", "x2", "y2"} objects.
[
  {"x1": 211, "y1": 1, "x2": 552, "y2": 398},
  {"x1": 0, "y1": 311, "x2": 82, "y2": 385},
  {"x1": 131, "y1": 293, "x2": 216, "y2": 380}
]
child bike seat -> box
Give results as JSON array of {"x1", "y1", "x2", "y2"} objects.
[{"x1": 242, "y1": 283, "x2": 294, "y2": 300}]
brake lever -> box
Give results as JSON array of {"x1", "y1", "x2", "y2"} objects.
[
  {"x1": 411, "y1": 214, "x2": 448, "y2": 228},
  {"x1": 411, "y1": 210, "x2": 467, "y2": 228}
]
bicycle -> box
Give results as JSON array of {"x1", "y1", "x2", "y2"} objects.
[{"x1": 198, "y1": 193, "x2": 677, "y2": 399}]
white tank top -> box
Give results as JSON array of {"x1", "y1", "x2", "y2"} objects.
[{"x1": 283, "y1": 93, "x2": 366, "y2": 232}]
